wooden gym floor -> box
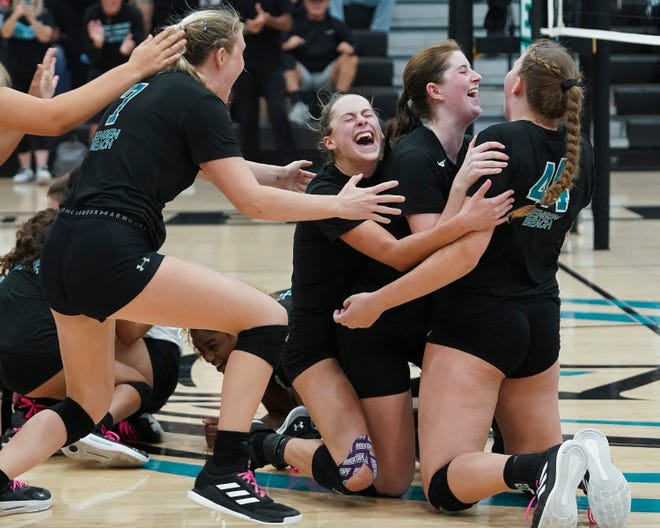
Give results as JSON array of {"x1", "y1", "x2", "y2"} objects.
[{"x1": 0, "y1": 171, "x2": 658, "y2": 527}]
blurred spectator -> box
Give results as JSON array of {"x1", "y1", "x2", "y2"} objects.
[
  {"x1": 129, "y1": 0, "x2": 153, "y2": 34},
  {"x1": 228, "y1": 0, "x2": 296, "y2": 164},
  {"x1": 329, "y1": 0, "x2": 394, "y2": 32},
  {"x1": 47, "y1": 0, "x2": 96, "y2": 90},
  {"x1": 0, "y1": 0, "x2": 57, "y2": 184},
  {"x1": 648, "y1": 0, "x2": 660, "y2": 32},
  {"x1": 82, "y1": 0, "x2": 146, "y2": 139},
  {"x1": 151, "y1": 0, "x2": 196, "y2": 32},
  {"x1": 484, "y1": 0, "x2": 512, "y2": 37},
  {"x1": 283, "y1": 0, "x2": 358, "y2": 124}
]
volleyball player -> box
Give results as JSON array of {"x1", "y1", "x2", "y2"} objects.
[
  {"x1": 0, "y1": 8, "x2": 403, "y2": 524},
  {"x1": 334, "y1": 39, "x2": 631, "y2": 528},
  {"x1": 249, "y1": 92, "x2": 512, "y2": 498},
  {"x1": 0, "y1": 25, "x2": 184, "y2": 517}
]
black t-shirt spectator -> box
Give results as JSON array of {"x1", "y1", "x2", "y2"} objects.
[
  {"x1": 288, "y1": 12, "x2": 355, "y2": 72},
  {"x1": 229, "y1": 0, "x2": 293, "y2": 70},
  {"x1": 1, "y1": 8, "x2": 55, "y2": 75},
  {"x1": 82, "y1": 2, "x2": 146, "y2": 77}
]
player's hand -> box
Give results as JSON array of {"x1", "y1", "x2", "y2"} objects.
[
  {"x1": 127, "y1": 25, "x2": 186, "y2": 77},
  {"x1": 336, "y1": 174, "x2": 404, "y2": 223}
]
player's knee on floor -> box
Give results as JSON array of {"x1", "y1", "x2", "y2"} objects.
[
  {"x1": 311, "y1": 435, "x2": 378, "y2": 494},
  {"x1": 428, "y1": 462, "x2": 477, "y2": 512},
  {"x1": 50, "y1": 397, "x2": 96, "y2": 446},
  {"x1": 236, "y1": 325, "x2": 287, "y2": 368}
]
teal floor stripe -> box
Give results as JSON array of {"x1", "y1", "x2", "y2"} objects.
[
  {"x1": 145, "y1": 460, "x2": 660, "y2": 513},
  {"x1": 562, "y1": 298, "x2": 660, "y2": 310},
  {"x1": 560, "y1": 418, "x2": 660, "y2": 427}
]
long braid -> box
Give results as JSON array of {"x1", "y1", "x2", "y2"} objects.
[
  {"x1": 541, "y1": 84, "x2": 583, "y2": 206},
  {"x1": 510, "y1": 39, "x2": 584, "y2": 218}
]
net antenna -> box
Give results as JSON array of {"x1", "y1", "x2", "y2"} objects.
[{"x1": 541, "y1": 1, "x2": 660, "y2": 45}]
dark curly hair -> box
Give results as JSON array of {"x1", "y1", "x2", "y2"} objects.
[{"x1": 0, "y1": 209, "x2": 58, "y2": 276}]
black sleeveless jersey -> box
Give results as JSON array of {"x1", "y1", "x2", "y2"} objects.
[
  {"x1": 434, "y1": 120, "x2": 595, "y2": 318},
  {"x1": 64, "y1": 71, "x2": 242, "y2": 248}
]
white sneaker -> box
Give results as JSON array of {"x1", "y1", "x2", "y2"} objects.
[
  {"x1": 288, "y1": 101, "x2": 310, "y2": 125},
  {"x1": 12, "y1": 167, "x2": 35, "y2": 183},
  {"x1": 35, "y1": 166, "x2": 53, "y2": 185},
  {"x1": 573, "y1": 428, "x2": 631, "y2": 528},
  {"x1": 62, "y1": 431, "x2": 149, "y2": 467},
  {"x1": 530, "y1": 440, "x2": 588, "y2": 528}
]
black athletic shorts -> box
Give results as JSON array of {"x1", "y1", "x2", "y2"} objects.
[
  {"x1": 40, "y1": 210, "x2": 164, "y2": 322},
  {"x1": 281, "y1": 319, "x2": 336, "y2": 383},
  {"x1": 143, "y1": 337, "x2": 181, "y2": 413},
  {"x1": 336, "y1": 298, "x2": 428, "y2": 398},
  {"x1": 427, "y1": 298, "x2": 560, "y2": 378},
  {"x1": 0, "y1": 349, "x2": 62, "y2": 395}
]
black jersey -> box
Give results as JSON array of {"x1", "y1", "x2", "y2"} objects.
[
  {"x1": 288, "y1": 163, "x2": 375, "y2": 328},
  {"x1": 0, "y1": 265, "x2": 59, "y2": 360},
  {"x1": 64, "y1": 72, "x2": 242, "y2": 248},
  {"x1": 433, "y1": 120, "x2": 595, "y2": 318},
  {"x1": 385, "y1": 125, "x2": 469, "y2": 216}
]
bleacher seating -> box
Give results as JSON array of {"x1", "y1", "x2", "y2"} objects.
[
  {"x1": 276, "y1": 22, "x2": 400, "y2": 167},
  {"x1": 608, "y1": 1, "x2": 660, "y2": 169}
]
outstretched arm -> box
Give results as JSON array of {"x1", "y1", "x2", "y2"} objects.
[
  {"x1": 246, "y1": 159, "x2": 315, "y2": 193},
  {"x1": 334, "y1": 228, "x2": 493, "y2": 328},
  {"x1": 201, "y1": 156, "x2": 404, "y2": 223},
  {"x1": 0, "y1": 27, "x2": 185, "y2": 136},
  {"x1": 0, "y1": 48, "x2": 59, "y2": 164}
]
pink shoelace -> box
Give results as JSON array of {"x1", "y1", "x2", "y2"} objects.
[
  {"x1": 587, "y1": 508, "x2": 598, "y2": 525},
  {"x1": 15, "y1": 396, "x2": 47, "y2": 419},
  {"x1": 115, "y1": 420, "x2": 140, "y2": 442},
  {"x1": 525, "y1": 494, "x2": 538, "y2": 524},
  {"x1": 9, "y1": 480, "x2": 27, "y2": 491},
  {"x1": 238, "y1": 470, "x2": 266, "y2": 498},
  {"x1": 98, "y1": 425, "x2": 121, "y2": 443}
]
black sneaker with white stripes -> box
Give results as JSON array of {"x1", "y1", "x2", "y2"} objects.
[
  {"x1": 0, "y1": 479, "x2": 52, "y2": 516},
  {"x1": 188, "y1": 462, "x2": 301, "y2": 525},
  {"x1": 530, "y1": 440, "x2": 588, "y2": 528}
]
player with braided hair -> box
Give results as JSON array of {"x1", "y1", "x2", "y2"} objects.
[{"x1": 334, "y1": 39, "x2": 631, "y2": 528}]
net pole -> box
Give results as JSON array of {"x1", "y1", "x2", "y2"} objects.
[{"x1": 586, "y1": 0, "x2": 611, "y2": 250}]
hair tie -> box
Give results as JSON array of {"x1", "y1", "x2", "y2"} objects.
[{"x1": 561, "y1": 78, "x2": 578, "y2": 91}]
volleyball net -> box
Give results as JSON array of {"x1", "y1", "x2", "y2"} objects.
[{"x1": 540, "y1": 0, "x2": 660, "y2": 46}]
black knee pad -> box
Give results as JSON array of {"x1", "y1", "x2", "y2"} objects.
[
  {"x1": 124, "y1": 381, "x2": 153, "y2": 413},
  {"x1": 428, "y1": 462, "x2": 477, "y2": 512},
  {"x1": 50, "y1": 397, "x2": 96, "y2": 446},
  {"x1": 311, "y1": 445, "x2": 352, "y2": 494},
  {"x1": 235, "y1": 325, "x2": 287, "y2": 368},
  {"x1": 311, "y1": 442, "x2": 377, "y2": 496}
]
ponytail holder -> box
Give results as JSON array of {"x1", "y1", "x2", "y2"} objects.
[{"x1": 561, "y1": 78, "x2": 578, "y2": 91}]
